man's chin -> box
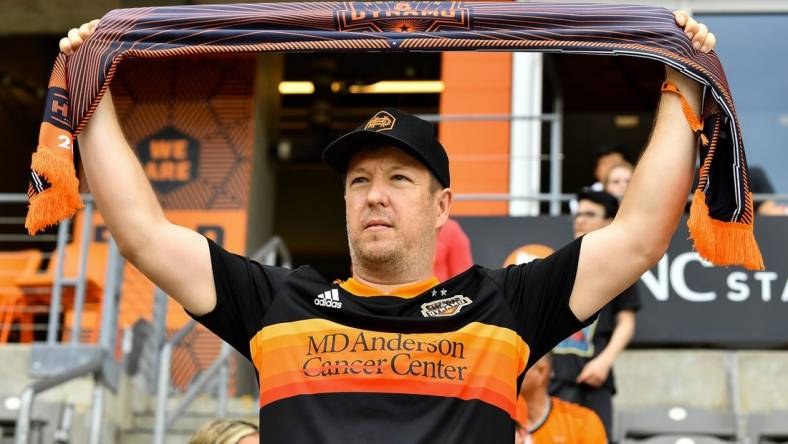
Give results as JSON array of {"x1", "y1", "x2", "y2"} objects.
[{"x1": 355, "y1": 243, "x2": 399, "y2": 264}]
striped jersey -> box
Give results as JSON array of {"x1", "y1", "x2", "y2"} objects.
[{"x1": 190, "y1": 237, "x2": 591, "y2": 443}]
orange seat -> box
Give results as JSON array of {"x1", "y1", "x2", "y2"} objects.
[
  {"x1": 0, "y1": 250, "x2": 44, "y2": 342},
  {"x1": 14, "y1": 242, "x2": 106, "y2": 343}
]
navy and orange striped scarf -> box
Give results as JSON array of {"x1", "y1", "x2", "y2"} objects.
[{"x1": 26, "y1": 1, "x2": 763, "y2": 270}]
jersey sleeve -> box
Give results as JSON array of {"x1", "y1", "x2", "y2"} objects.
[
  {"x1": 187, "y1": 238, "x2": 292, "y2": 362},
  {"x1": 489, "y1": 237, "x2": 597, "y2": 369},
  {"x1": 580, "y1": 407, "x2": 608, "y2": 444},
  {"x1": 612, "y1": 283, "x2": 642, "y2": 314}
]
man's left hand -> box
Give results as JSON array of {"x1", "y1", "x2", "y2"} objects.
[
  {"x1": 674, "y1": 11, "x2": 717, "y2": 53},
  {"x1": 575, "y1": 356, "x2": 612, "y2": 388}
]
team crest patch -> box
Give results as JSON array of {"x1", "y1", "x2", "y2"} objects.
[
  {"x1": 421, "y1": 295, "x2": 472, "y2": 317},
  {"x1": 335, "y1": 2, "x2": 471, "y2": 33},
  {"x1": 364, "y1": 111, "x2": 396, "y2": 132}
]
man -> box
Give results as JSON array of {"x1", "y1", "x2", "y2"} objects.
[
  {"x1": 550, "y1": 191, "x2": 640, "y2": 438},
  {"x1": 61, "y1": 11, "x2": 715, "y2": 443},
  {"x1": 518, "y1": 354, "x2": 607, "y2": 444}
]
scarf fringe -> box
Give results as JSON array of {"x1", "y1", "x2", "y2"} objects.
[
  {"x1": 25, "y1": 146, "x2": 83, "y2": 235},
  {"x1": 687, "y1": 190, "x2": 764, "y2": 270}
]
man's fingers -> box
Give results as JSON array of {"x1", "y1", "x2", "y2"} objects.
[
  {"x1": 684, "y1": 17, "x2": 700, "y2": 39},
  {"x1": 59, "y1": 37, "x2": 74, "y2": 54},
  {"x1": 674, "y1": 10, "x2": 688, "y2": 27},
  {"x1": 693, "y1": 24, "x2": 709, "y2": 50},
  {"x1": 78, "y1": 23, "x2": 92, "y2": 39},
  {"x1": 701, "y1": 32, "x2": 717, "y2": 53},
  {"x1": 89, "y1": 19, "x2": 100, "y2": 30},
  {"x1": 67, "y1": 28, "x2": 83, "y2": 51}
]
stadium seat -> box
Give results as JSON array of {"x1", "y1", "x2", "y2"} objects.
[
  {"x1": 0, "y1": 250, "x2": 43, "y2": 343},
  {"x1": 622, "y1": 435, "x2": 735, "y2": 444},
  {"x1": 13, "y1": 241, "x2": 106, "y2": 343},
  {"x1": 618, "y1": 406, "x2": 737, "y2": 441},
  {"x1": 744, "y1": 412, "x2": 788, "y2": 443}
]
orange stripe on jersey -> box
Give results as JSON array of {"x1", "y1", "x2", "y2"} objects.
[
  {"x1": 249, "y1": 319, "x2": 529, "y2": 415},
  {"x1": 260, "y1": 379, "x2": 515, "y2": 413},
  {"x1": 338, "y1": 277, "x2": 439, "y2": 298},
  {"x1": 515, "y1": 394, "x2": 528, "y2": 426}
]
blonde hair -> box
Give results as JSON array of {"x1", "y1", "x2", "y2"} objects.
[
  {"x1": 603, "y1": 161, "x2": 634, "y2": 188},
  {"x1": 188, "y1": 419, "x2": 258, "y2": 444}
]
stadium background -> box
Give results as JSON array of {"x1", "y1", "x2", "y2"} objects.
[{"x1": 0, "y1": 0, "x2": 786, "y2": 442}]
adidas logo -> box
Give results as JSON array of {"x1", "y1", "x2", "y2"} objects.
[{"x1": 314, "y1": 289, "x2": 342, "y2": 309}]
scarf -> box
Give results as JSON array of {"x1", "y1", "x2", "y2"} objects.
[{"x1": 26, "y1": 1, "x2": 764, "y2": 270}]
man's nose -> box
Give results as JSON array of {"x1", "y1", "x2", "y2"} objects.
[{"x1": 365, "y1": 178, "x2": 390, "y2": 207}]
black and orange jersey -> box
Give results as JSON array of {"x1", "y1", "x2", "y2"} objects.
[
  {"x1": 530, "y1": 397, "x2": 607, "y2": 444},
  {"x1": 190, "y1": 237, "x2": 591, "y2": 443}
]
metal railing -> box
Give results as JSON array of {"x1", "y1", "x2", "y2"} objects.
[
  {"x1": 250, "y1": 235, "x2": 293, "y2": 268},
  {"x1": 152, "y1": 321, "x2": 232, "y2": 444},
  {"x1": 7, "y1": 194, "x2": 125, "y2": 444},
  {"x1": 417, "y1": 111, "x2": 566, "y2": 215},
  {"x1": 152, "y1": 236, "x2": 292, "y2": 444},
  {"x1": 14, "y1": 354, "x2": 103, "y2": 444},
  {"x1": 0, "y1": 193, "x2": 100, "y2": 343}
]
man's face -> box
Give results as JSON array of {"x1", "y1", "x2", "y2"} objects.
[
  {"x1": 595, "y1": 152, "x2": 624, "y2": 182},
  {"x1": 345, "y1": 145, "x2": 448, "y2": 273},
  {"x1": 522, "y1": 358, "x2": 550, "y2": 397},
  {"x1": 605, "y1": 165, "x2": 632, "y2": 199},
  {"x1": 573, "y1": 200, "x2": 612, "y2": 238}
]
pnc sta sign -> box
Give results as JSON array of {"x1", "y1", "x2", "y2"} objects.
[
  {"x1": 458, "y1": 215, "x2": 788, "y2": 346},
  {"x1": 641, "y1": 252, "x2": 788, "y2": 304}
]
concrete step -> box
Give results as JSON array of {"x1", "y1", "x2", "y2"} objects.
[
  {"x1": 118, "y1": 393, "x2": 258, "y2": 444},
  {"x1": 118, "y1": 429, "x2": 191, "y2": 444},
  {"x1": 132, "y1": 411, "x2": 218, "y2": 431}
]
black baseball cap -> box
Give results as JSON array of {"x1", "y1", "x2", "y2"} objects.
[
  {"x1": 577, "y1": 188, "x2": 619, "y2": 219},
  {"x1": 322, "y1": 108, "x2": 450, "y2": 187}
]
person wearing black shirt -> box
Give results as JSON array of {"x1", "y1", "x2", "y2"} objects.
[{"x1": 61, "y1": 12, "x2": 715, "y2": 443}]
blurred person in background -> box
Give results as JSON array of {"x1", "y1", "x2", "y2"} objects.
[
  {"x1": 433, "y1": 217, "x2": 473, "y2": 281},
  {"x1": 749, "y1": 166, "x2": 788, "y2": 215},
  {"x1": 570, "y1": 146, "x2": 628, "y2": 213},
  {"x1": 518, "y1": 353, "x2": 607, "y2": 444},
  {"x1": 189, "y1": 419, "x2": 258, "y2": 444},
  {"x1": 592, "y1": 147, "x2": 628, "y2": 192},
  {"x1": 604, "y1": 162, "x2": 634, "y2": 201},
  {"x1": 551, "y1": 191, "x2": 640, "y2": 439}
]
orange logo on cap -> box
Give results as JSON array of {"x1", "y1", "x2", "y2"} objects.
[{"x1": 364, "y1": 111, "x2": 396, "y2": 132}]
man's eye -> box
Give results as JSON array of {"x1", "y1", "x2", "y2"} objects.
[
  {"x1": 350, "y1": 177, "x2": 368, "y2": 185},
  {"x1": 392, "y1": 174, "x2": 409, "y2": 182}
]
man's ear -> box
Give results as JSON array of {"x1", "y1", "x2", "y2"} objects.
[{"x1": 435, "y1": 188, "x2": 452, "y2": 229}]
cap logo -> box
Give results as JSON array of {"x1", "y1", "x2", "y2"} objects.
[{"x1": 364, "y1": 111, "x2": 396, "y2": 132}]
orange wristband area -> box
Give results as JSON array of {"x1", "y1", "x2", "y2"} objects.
[{"x1": 661, "y1": 80, "x2": 709, "y2": 146}]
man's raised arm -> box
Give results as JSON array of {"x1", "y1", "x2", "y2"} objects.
[
  {"x1": 63, "y1": 22, "x2": 217, "y2": 316},
  {"x1": 569, "y1": 12, "x2": 716, "y2": 321}
]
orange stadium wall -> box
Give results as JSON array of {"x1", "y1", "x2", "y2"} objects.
[
  {"x1": 83, "y1": 55, "x2": 256, "y2": 332},
  {"x1": 439, "y1": 52, "x2": 512, "y2": 215}
]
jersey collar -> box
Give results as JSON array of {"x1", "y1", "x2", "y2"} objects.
[
  {"x1": 339, "y1": 277, "x2": 439, "y2": 299},
  {"x1": 527, "y1": 395, "x2": 552, "y2": 434}
]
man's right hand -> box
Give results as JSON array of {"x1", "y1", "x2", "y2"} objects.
[{"x1": 59, "y1": 19, "x2": 100, "y2": 55}]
